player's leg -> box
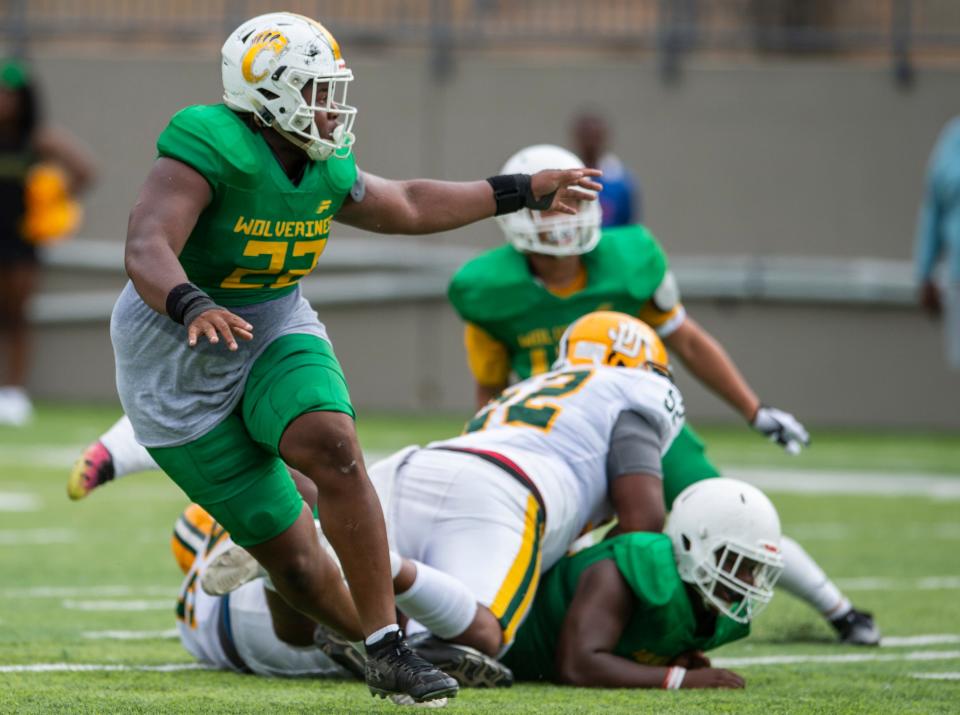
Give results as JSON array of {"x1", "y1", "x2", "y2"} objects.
[
  {"x1": 387, "y1": 449, "x2": 544, "y2": 657},
  {"x1": 149, "y1": 414, "x2": 364, "y2": 641},
  {"x1": 664, "y1": 423, "x2": 879, "y2": 644},
  {"x1": 67, "y1": 415, "x2": 161, "y2": 500},
  {"x1": 242, "y1": 334, "x2": 458, "y2": 701},
  {"x1": 661, "y1": 424, "x2": 721, "y2": 509},
  {"x1": 0, "y1": 260, "x2": 38, "y2": 425},
  {"x1": 778, "y1": 536, "x2": 880, "y2": 645}
]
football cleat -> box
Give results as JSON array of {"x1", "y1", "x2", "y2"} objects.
[
  {"x1": 831, "y1": 608, "x2": 881, "y2": 646},
  {"x1": 364, "y1": 629, "x2": 459, "y2": 703},
  {"x1": 200, "y1": 543, "x2": 265, "y2": 596},
  {"x1": 313, "y1": 623, "x2": 365, "y2": 679},
  {"x1": 67, "y1": 441, "x2": 115, "y2": 500},
  {"x1": 407, "y1": 633, "x2": 514, "y2": 688},
  {"x1": 388, "y1": 694, "x2": 449, "y2": 708}
]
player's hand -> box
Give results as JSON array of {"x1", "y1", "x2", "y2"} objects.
[
  {"x1": 751, "y1": 405, "x2": 810, "y2": 455},
  {"x1": 681, "y1": 667, "x2": 745, "y2": 689},
  {"x1": 530, "y1": 168, "x2": 603, "y2": 215},
  {"x1": 920, "y1": 279, "x2": 942, "y2": 317},
  {"x1": 670, "y1": 650, "x2": 711, "y2": 669},
  {"x1": 187, "y1": 308, "x2": 254, "y2": 351}
]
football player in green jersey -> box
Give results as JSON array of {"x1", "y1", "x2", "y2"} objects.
[
  {"x1": 109, "y1": 13, "x2": 600, "y2": 704},
  {"x1": 449, "y1": 144, "x2": 879, "y2": 647},
  {"x1": 502, "y1": 478, "x2": 783, "y2": 689}
]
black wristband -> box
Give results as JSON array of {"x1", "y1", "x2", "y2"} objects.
[
  {"x1": 165, "y1": 282, "x2": 217, "y2": 326},
  {"x1": 486, "y1": 174, "x2": 557, "y2": 216}
]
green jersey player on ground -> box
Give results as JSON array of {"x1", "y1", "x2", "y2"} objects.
[
  {"x1": 501, "y1": 478, "x2": 784, "y2": 689},
  {"x1": 106, "y1": 14, "x2": 601, "y2": 704},
  {"x1": 448, "y1": 144, "x2": 879, "y2": 646}
]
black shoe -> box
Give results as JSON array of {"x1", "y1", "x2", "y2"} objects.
[
  {"x1": 364, "y1": 629, "x2": 459, "y2": 702},
  {"x1": 830, "y1": 608, "x2": 881, "y2": 646},
  {"x1": 407, "y1": 633, "x2": 514, "y2": 688},
  {"x1": 313, "y1": 624, "x2": 365, "y2": 679}
]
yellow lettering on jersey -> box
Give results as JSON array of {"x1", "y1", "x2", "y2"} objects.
[
  {"x1": 233, "y1": 216, "x2": 256, "y2": 235},
  {"x1": 316, "y1": 199, "x2": 332, "y2": 214},
  {"x1": 517, "y1": 328, "x2": 553, "y2": 349}
]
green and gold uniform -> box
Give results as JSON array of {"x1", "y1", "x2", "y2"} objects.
[
  {"x1": 501, "y1": 532, "x2": 749, "y2": 681},
  {"x1": 113, "y1": 104, "x2": 357, "y2": 546},
  {"x1": 448, "y1": 226, "x2": 719, "y2": 507}
]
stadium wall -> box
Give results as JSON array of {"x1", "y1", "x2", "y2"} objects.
[{"x1": 19, "y1": 50, "x2": 960, "y2": 428}]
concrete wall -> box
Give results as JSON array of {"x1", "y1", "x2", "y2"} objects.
[{"x1": 17, "y1": 49, "x2": 960, "y2": 427}]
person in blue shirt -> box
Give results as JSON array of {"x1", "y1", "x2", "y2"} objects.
[
  {"x1": 571, "y1": 112, "x2": 641, "y2": 228},
  {"x1": 915, "y1": 117, "x2": 960, "y2": 369}
]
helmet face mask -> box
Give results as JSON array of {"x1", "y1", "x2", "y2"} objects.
[
  {"x1": 222, "y1": 13, "x2": 357, "y2": 161},
  {"x1": 496, "y1": 144, "x2": 601, "y2": 257},
  {"x1": 688, "y1": 540, "x2": 784, "y2": 623},
  {"x1": 667, "y1": 479, "x2": 784, "y2": 624}
]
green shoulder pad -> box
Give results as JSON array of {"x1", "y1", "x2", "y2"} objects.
[
  {"x1": 156, "y1": 104, "x2": 260, "y2": 191},
  {"x1": 447, "y1": 245, "x2": 541, "y2": 324},
  {"x1": 589, "y1": 225, "x2": 669, "y2": 303},
  {"x1": 611, "y1": 532, "x2": 684, "y2": 608}
]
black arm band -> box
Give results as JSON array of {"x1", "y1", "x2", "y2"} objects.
[
  {"x1": 486, "y1": 173, "x2": 556, "y2": 216},
  {"x1": 165, "y1": 282, "x2": 218, "y2": 326}
]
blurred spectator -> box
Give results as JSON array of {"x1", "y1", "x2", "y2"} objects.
[
  {"x1": 0, "y1": 59, "x2": 96, "y2": 425},
  {"x1": 915, "y1": 117, "x2": 960, "y2": 371},
  {"x1": 570, "y1": 112, "x2": 641, "y2": 227}
]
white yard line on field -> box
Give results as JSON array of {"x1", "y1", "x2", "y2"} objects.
[
  {"x1": 714, "y1": 649, "x2": 960, "y2": 667},
  {"x1": 0, "y1": 663, "x2": 208, "y2": 673},
  {"x1": 5, "y1": 444, "x2": 960, "y2": 499},
  {"x1": 82, "y1": 629, "x2": 179, "y2": 640},
  {"x1": 882, "y1": 635, "x2": 960, "y2": 647},
  {"x1": 837, "y1": 576, "x2": 960, "y2": 591},
  {"x1": 62, "y1": 599, "x2": 170, "y2": 611},
  {"x1": 724, "y1": 467, "x2": 960, "y2": 500},
  {"x1": 2, "y1": 585, "x2": 171, "y2": 598},
  {"x1": 911, "y1": 672, "x2": 960, "y2": 680},
  {"x1": 0, "y1": 492, "x2": 39, "y2": 511},
  {"x1": 0, "y1": 445, "x2": 87, "y2": 469},
  {"x1": 0, "y1": 529, "x2": 75, "y2": 545},
  {"x1": 784, "y1": 522, "x2": 960, "y2": 540}
]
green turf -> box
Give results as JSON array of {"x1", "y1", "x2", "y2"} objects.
[{"x1": 1, "y1": 405, "x2": 959, "y2": 713}]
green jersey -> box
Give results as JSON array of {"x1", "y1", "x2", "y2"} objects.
[
  {"x1": 501, "y1": 532, "x2": 749, "y2": 681},
  {"x1": 156, "y1": 104, "x2": 357, "y2": 307},
  {"x1": 448, "y1": 226, "x2": 669, "y2": 379}
]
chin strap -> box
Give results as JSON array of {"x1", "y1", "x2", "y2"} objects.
[{"x1": 273, "y1": 123, "x2": 354, "y2": 161}]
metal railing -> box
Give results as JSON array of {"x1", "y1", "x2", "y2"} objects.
[
  {"x1": 32, "y1": 238, "x2": 918, "y2": 325},
  {"x1": 2, "y1": 1, "x2": 959, "y2": 83}
]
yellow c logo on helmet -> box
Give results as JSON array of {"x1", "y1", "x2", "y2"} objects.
[{"x1": 241, "y1": 30, "x2": 288, "y2": 83}]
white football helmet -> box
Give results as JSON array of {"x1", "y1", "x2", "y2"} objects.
[
  {"x1": 222, "y1": 12, "x2": 356, "y2": 161},
  {"x1": 496, "y1": 144, "x2": 601, "y2": 256},
  {"x1": 666, "y1": 478, "x2": 784, "y2": 624}
]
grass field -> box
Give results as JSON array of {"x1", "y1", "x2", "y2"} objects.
[{"x1": 1, "y1": 404, "x2": 959, "y2": 713}]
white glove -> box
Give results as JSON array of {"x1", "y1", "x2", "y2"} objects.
[{"x1": 751, "y1": 406, "x2": 810, "y2": 455}]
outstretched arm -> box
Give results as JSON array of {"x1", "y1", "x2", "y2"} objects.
[
  {"x1": 555, "y1": 560, "x2": 744, "y2": 689},
  {"x1": 663, "y1": 317, "x2": 760, "y2": 421},
  {"x1": 664, "y1": 317, "x2": 809, "y2": 453},
  {"x1": 334, "y1": 169, "x2": 601, "y2": 235}
]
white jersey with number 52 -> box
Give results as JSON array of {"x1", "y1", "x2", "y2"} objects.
[{"x1": 431, "y1": 365, "x2": 685, "y2": 557}]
